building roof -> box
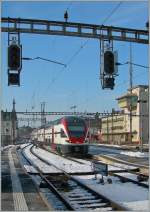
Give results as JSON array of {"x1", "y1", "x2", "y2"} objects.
[
  {"x1": 116, "y1": 93, "x2": 137, "y2": 100},
  {"x1": 116, "y1": 85, "x2": 148, "y2": 100}
]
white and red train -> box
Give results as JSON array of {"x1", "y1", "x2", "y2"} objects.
[{"x1": 31, "y1": 116, "x2": 89, "y2": 155}]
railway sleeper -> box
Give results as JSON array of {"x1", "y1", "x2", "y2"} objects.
[
  {"x1": 78, "y1": 202, "x2": 110, "y2": 207},
  {"x1": 71, "y1": 199, "x2": 104, "y2": 204},
  {"x1": 70, "y1": 197, "x2": 101, "y2": 201},
  {"x1": 68, "y1": 194, "x2": 95, "y2": 198}
]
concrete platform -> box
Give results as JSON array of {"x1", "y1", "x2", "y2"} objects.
[{"x1": 1, "y1": 146, "x2": 52, "y2": 211}]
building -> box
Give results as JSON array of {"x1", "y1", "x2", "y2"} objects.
[
  {"x1": 101, "y1": 85, "x2": 149, "y2": 145},
  {"x1": 1, "y1": 99, "x2": 18, "y2": 146},
  {"x1": 83, "y1": 116, "x2": 101, "y2": 142}
]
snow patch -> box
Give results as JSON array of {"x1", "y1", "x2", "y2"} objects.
[{"x1": 120, "y1": 151, "x2": 148, "y2": 158}]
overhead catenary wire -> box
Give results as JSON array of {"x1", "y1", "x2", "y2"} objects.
[
  {"x1": 27, "y1": 5, "x2": 71, "y2": 99},
  {"x1": 115, "y1": 60, "x2": 149, "y2": 88},
  {"x1": 117, "y1": 61, "x2": 149, "y2": 69},
  {"x1": 42, "y1": 1, "x2": 123, "y2": 97},
  {"x1": 29, "y1": 33, "x2": 59, "y2": 110},
  {"x1": 116, "y1": 71, "x2": 149, "y2": 88}
]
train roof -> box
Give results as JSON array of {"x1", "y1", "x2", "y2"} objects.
[{"x1": 42, "y1": 116, "x2": 85, "y2": 129}]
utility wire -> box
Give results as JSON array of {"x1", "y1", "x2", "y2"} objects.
[
  {"x1": 127, "y1": 62, "x2": 149, "y2": 69},
  {"x1": 29, "y1": 34, "x2": 58, "y2": 109},
  {"x1": 42, "y1": 1, "x2": 123, "y2": 96},
  {"x1": 23, "y1": 56, "x2": 66, "y2": 67},
  {"x1": 116, "y1": 71, "x2": 148, "y2": 88},
  {"x1": 102, "y1": 2, "x2": 122, "y2": 25},
  {"x1": 117, "y1": 61, "x2": 149, "y2": 69},
  {"x1": 64, "y1": 1, "x2": 123, "y2": 66}
]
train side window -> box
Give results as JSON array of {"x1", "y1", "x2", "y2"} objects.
[{"x1": 61, "y1": 129, "x2": 67, "y2": 138}]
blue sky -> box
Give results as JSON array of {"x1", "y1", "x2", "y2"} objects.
[{"x1": 1, "y1": 1, "x2": 149, "y2": 118}]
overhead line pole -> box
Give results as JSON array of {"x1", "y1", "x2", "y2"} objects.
[{"x1": 129, "y1": 43, "x2": 133, "y2": 144}]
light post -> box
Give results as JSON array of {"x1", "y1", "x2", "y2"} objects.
[{"x1": 137, "y1": 99, "x2": 147, "y2": 152}]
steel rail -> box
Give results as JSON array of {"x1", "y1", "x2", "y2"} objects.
[
  {"x1": 1, "y1": 17, "x2": 148, "y2": 44},
  {"x1": 71, "y1": 153, "x2": 149, "y2": 188},
  {"x1": 20, "y1": 145, "x2": 74, "y2": 210},
  {"x1": 92, "y1": 154, "x2": 149, "y2": 178},
  {"x1": 29, "y1": 145, "x2": 129, "y2": 211},
  {"x1": 112, "y1": 173, "x2": 148, "y2": 188}
]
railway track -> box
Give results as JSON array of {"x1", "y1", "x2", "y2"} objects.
[
  {"x1": 32, "y1": 144, "x2": 149, "y2": 189},
  {"x1": 20, "y1": 144, "x2": 128, "y2": 211},
  {"x1": 62, "y1": 153, "x2": 149, "y2": 189},
  {"x1": 90, "y1": 154, "x2": 149, "y2": 174}
]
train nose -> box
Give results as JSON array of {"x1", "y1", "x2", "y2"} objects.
[{"x1": 69, "y1": 137, "x2": 84, "y2": 143}]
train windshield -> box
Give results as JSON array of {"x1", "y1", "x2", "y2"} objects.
[
  {"x1": 66, "y1": 117, "x2": 86, "y2": 138},
  {"x1": 68, "y1": 126, "x2": 85, "y2": 137}
]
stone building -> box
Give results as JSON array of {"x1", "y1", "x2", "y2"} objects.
[
  {"x1": 101, "y1": 85, "x2": 149, "y2": 145},
  {"x1": 1, "y1": 99, "x2": 18, "y2": 146}
]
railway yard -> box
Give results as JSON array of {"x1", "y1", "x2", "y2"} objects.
[
  {"x1": 1, "y1": 142, "x2": 149, "y2": 211},
  {"x1": 1, "y1": 1, "x2": 149, "y2": 211}
]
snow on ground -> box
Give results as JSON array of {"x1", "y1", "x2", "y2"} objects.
[
  {"x1": 20, "y1": 143, "x2": 30, "y2": 149},
  {"x1": 31, "y1": 146, "x2": 137, "y2": 173},
  {"x1": 20, "y1": 144, "x2": 149, "y2": 211},
  {"x1": 1, "y1": 145, "x2": 14, "y2": 151},
  {"x1": 73, "y1": 174, "x2": 149, "y2": 211},
  {"x1": 107, "y1": 162, "x2": 138, "y2": 171},
  {"x1": 115, "y1": 172, "x2": 149, "y2": 185},
  {"x1": 32, "y1": 146, "x2": 93, "y2": 173},
  {"x1": 89, "y1": 145, "x2": 149, "y2": 158},
  {"x1": 22, "y1": 144, "x2": 62, "y2": 174},
  {"x1": 91, "y1": 144, "x2": 122, "y2": 148},
  {"x1": 69, "y1": 157, "x2": 138, "y2": 172},
  {"x1": 18, "y1": 144, "x2": 149, "y2": 173},
  {"x1": 120, "y1": 151, "x2": 148, "y2": 158}
]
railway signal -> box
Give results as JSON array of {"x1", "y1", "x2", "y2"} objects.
[
  {"x1": 8, "y1": 43, "x2": 22, "y2": 71},
  {"x1": 104, "y1": 51, "x2": 115, "y2": 74},
  {"x1": 8, "y1": 42, "x2": 22, "y2": 86},
  {"x1": 101, "y1": 47, "x2": 117, "y2": 90},
  {"x1": 8, "y1": 72, "x2": 20, "y2": 86},
  {"x1": 103, "y1": 77, "x2": 115, "y2": 90}
]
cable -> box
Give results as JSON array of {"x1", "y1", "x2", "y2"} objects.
[
  {"x1": 102, "y1": 2, "x2": 123, "y2": 25},
  {"x1": 34, "y1": 57, "x2": 67, "y2": 67},
  {"x1": 64, "y1": 1, "x2": 123, "y2": 66},
  {"x1": 116, "y1": 71, "x2": 148, "y2": 88},
  {"x1": 127, "y1": 62, "x2": 149, "y2": 69},
  {"x1": 117, "y1": 61, "x2": 149, "y2": 70},
  {"x1": 42, "y1": 2, "x2": 123, "y2": 95}
]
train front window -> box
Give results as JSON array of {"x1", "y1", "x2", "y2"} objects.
[{"x1": 68, "y1": 126, "x2": 85, "y2": 137}]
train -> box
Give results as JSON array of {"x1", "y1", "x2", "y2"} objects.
[{"x1": 31, "y1": 116, "x2": 89, "y2": 155}]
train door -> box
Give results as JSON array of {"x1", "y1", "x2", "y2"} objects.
[{"x1": 51, "y1": 127, "x2": 56, "y2": 150}]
